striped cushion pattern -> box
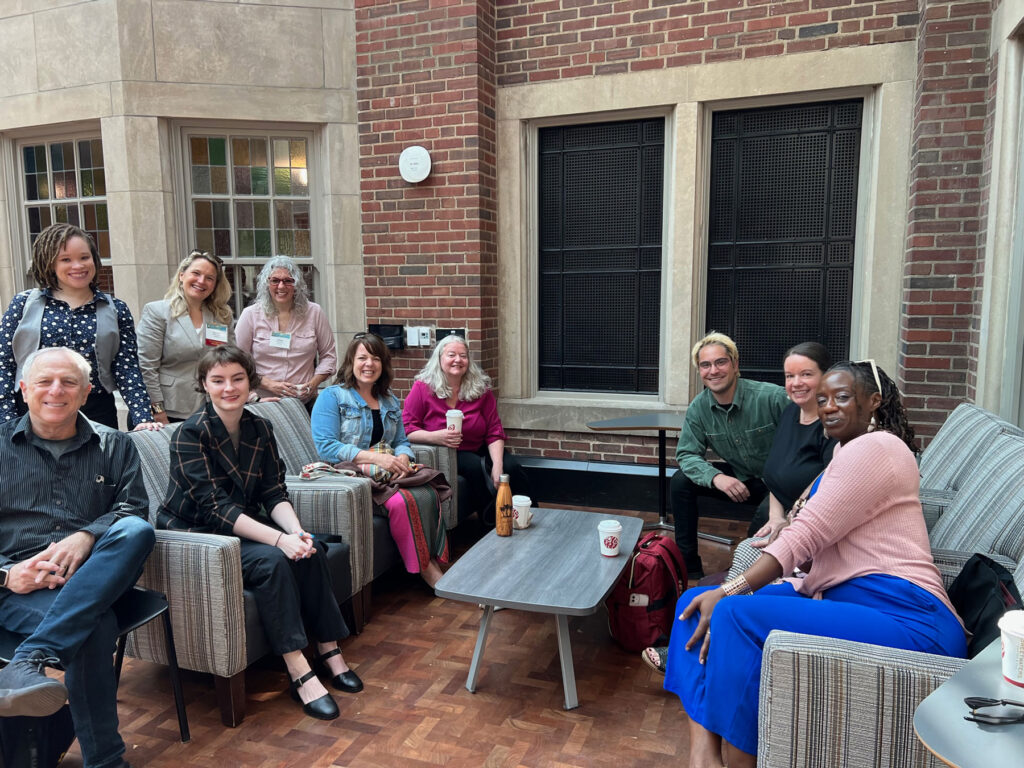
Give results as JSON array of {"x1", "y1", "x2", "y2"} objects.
[
  {"x1": 759, "y1": 631, "x2": 965, "y2": 768},
  {"x1": 919, "y1": 403, "x2": 1023, "y2": 495},
  {"x1": 129, "y1": 424, "x2": 180, "y2": 523},
  {"x1": 928, "y1": 432, "x2": 1024, "y2": 559},
  {"x1": 125, "y1": 529, "x2": 247, "y2": 679},
  {"x1": 246, "y1": 398, "x2": 317, "y2": 474},
  {"x1": 410, "y1": 442, "x2": 458, "y2": 528}
]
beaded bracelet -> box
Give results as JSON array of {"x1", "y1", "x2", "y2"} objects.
[{"x1": 720, "y1": 575, "x2": 752, "y2": 597}]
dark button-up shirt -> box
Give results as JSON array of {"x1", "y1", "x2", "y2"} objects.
[
  {"x1": 0, "y1": 412, "x2": 149, "y2": 567},
  {"x1": 675, "y1": 377, "x2": 790, "y2": 486}
]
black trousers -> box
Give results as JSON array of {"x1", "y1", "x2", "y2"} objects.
[
  {"x1": 238, "y1": 538, "x2": 349, "y2": 656},
  {"x1": 456, "y1": 446, "x2": 532, "y2": 525},
  {"x1": 670, "y1": 464, "x2": 768, "y2": 576}
]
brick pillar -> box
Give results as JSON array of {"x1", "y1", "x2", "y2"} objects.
[
  {"x1": 899, "y1": 0, "x2": 990, "y2": 442},
  {"x1": 355, "y1": 0, "x2": 498, "y2": 393}
]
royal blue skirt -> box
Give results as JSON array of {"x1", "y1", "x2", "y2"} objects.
[{"x1": 663, "y1": 574, "x2": 966, "y2": 756}]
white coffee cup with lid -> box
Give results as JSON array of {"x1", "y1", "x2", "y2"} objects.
[
  {"x1": 512, "y1": 495, "x2": 532, "y2": 529},
  {"x1": 598, "y1": 520, "x2": 623, "y2": 556},
  {"x1": 998, "y1": 610, "x2": 1024, "y2": 686},
  {"x1": 445, "y1": 409, "x2": 463, "y2": 432}
]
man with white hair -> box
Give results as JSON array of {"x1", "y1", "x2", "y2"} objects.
[{"x1": 0, "y1": 346, "x2": 153, "y2": 768}]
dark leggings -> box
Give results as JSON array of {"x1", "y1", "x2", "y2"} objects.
[{"x1": 456, "y1": 446, "x2": 532, "y2": 525}]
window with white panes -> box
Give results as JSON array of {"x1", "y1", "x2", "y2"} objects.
[
  {"x1": 18, "y1": 137, "x2": 114, "y2": 294},
  {"x1": 183, "y1": 131, "x2": 316, "y2": 314}
]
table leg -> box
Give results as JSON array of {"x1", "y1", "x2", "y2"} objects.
[
  {"x1": 554, "y1": 614, "x2": 579, "y2": 710},
  {"x1": 466, "y1": 605, "x2": 494, "y2": 693},
  {"x1": 644, "y1": 428, "x2": 675, "y2": 532}
]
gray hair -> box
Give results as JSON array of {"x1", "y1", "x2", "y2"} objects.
[
  {"x1": 415, "y1": 335, "x2": 491, "y2": 401},
  {"x1": 21, "y1": 346, "x2": 91, "y2": 387},
  {"x1": 254, "y1": 255, "x2": 310, "y2": 317}
]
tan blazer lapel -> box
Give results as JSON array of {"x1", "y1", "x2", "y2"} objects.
[{"x1": 173, "y1": 311, "x2": 203, "y2": 351}]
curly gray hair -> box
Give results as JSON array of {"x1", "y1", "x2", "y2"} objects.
[
  {"x1": 254, "y1": 255, "x2": 310, "y2": 317},
  {"x1": 415, "y1": 335, "x2": 491, "y2": 401}
]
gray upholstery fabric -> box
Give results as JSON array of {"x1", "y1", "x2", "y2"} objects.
[{"x1": 758, "y1": 631, "x2": 966, "y2": 768}]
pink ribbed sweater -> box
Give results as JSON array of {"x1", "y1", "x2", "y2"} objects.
[{"x1": 764, "y1": 430, "x2": 960, "y2": 622}]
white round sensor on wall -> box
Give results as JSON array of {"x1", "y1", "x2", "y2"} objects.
[{"x1": 398, "y1": 145, "x2": 431, "y2": 183}]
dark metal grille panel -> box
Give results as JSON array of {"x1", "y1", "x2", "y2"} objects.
[
  {"x1": 539, "y1": 118, "x2": 663, "y2": 393},
  {"x1": 706, "y1": 100, "x2": 861, "y2": 385}
]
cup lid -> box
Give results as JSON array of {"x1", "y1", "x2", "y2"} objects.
[{"x1": 598, "y1": 519, "x2": 622, "y2": 530}]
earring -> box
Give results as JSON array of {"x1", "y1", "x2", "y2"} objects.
[{"x1": 867, "y1": 415, "x2": 877, "y2": 432}]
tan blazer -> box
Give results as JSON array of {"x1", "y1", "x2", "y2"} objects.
[{"x1": 136, "y1": 299, "x2": 235, "y2": 420}]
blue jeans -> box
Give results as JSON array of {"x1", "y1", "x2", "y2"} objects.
[{"x1": 0, "y1": 516, "x2": 155, "y2": 768}]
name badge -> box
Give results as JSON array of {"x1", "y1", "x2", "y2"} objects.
[
  {"x1": 270, "y1": 331, "x2": 292, "y2": 349},
  {"x1": 205, "y1": 323, "x2": 229, "y2": 346}
]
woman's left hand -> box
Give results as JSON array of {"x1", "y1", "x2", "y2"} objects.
[
  {"x1": 132, "y1": 420, "x2": 165, "y2": 432},
  {"x1": 680, "y1": 587, "x2": 725, "y2": 664},
  {"x1": 490, "y1": 465, "x2": 503, "y2": 489},
  {"x1": 751, "y1": 518, "x2": 789, "y2": 548},
  {"x1": 394, "y1": 454, "x2": 413, "y2": 477}
]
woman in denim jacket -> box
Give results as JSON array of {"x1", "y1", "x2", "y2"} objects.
[{"x1": 311, "y1": 333, "x2": 449, "y2": 587}]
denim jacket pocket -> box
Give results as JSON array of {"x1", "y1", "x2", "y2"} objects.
[{"x1": 336, "y1": 405, "x2": 365, "y2": 448}]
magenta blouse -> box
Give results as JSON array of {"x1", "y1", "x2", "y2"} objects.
[{"x1": 402, "y1": 379, "x2": 506, "y2": 452}]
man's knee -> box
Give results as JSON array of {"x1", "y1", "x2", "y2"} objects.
[{"x1": 106, "y1": 515, "x2": 156, "y2": 554}]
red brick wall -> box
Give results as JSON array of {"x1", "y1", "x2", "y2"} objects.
[
  {"x1": 356, "y1": 0, "x2": 499, "y2": 394},
  {"x1": 495, "y1": 0, "x2": 919, "y2": 84},
  {"x1": 898, "y1": 0, "x2": 991, "y2": 442}
]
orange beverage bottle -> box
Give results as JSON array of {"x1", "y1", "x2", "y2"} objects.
[{"x1": 495, "y1": 474, "x2": 513, "y2": 536}]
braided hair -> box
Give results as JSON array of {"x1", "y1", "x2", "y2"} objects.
[
  {"x1": 30, "y1": 223, "x2": 101, "y2": 292},
  {"x1": 828, "y1": 361, "x2": 919, "y2": 454}
]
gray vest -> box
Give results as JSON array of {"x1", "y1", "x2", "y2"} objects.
[{"x1": 12, "y1": 289, "x2": 120, "y2": 392}]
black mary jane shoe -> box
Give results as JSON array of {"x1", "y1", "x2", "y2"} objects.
[
  {"x1": 289, "y1": 670, "x2": 339, "y2": 720},
  {"x1": 314, "y1": 648, "x2": 364, "y2": 694}
]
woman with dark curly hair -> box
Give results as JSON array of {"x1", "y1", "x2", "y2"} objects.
[{"x1": 661, "y1": 360, "x2": 962, "y2": 768}]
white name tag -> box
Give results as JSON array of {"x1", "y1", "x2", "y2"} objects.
[
  {"x1": 270, "y1": 331, "x2": 292, "y2": 349},
  {"x1": 205, "y1": 323, "x2": 229, "y2": 346}
]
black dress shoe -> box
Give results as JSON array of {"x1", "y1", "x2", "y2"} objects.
[
  {"x1": 314, "y1": 648, "x2": 364, "y2": 694},
  {"x1": 0, "y1": 650, "x2": 68, "y2": 717},
  {"x1": 289, "y1": 670, "x2": 339, "y2": 720}
]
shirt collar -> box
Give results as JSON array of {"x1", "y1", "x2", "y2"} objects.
[
  {"x1": 42, "y1": 287, "x2": 108, "y2": 307},
  {"x1": 709, "y1": 377, "x2": 745, "y2": 413},
  {"x1": 12, "y1": 411, "x2": 98, "y2": 451}
]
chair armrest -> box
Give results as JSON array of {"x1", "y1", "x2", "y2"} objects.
[
  {"x1": 125, "y1": 530, "x2": 247, "y2": 679},
  {"x1": 287, "y1": 475, "x2": 374, "y2": 593},
  {"x1": 920, "y1": 487, "x2": 957, "y2": 532},
  {"x1": 930, "y1": 548, "x2": 1018, "y2": 588},
  {"x1": 758, "y1": 630, "x2": 966, "y2": 768},
  {"x1": 411, "y1": 441, "x2": 459, "y2": 528}
]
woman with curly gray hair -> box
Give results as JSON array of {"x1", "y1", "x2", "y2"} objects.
[
  {"x1": 236, "y1": 256, "x2": 337, "y2": 409},
  {"x1": 403, "y1": 335, "x2": 532, "y2": 524}
]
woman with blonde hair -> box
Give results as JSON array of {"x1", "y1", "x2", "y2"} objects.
[
  {"x1": 403, "y1": 334, "x2": 532, "y2": 524},
  {"x1": 137, "y1": 249, "x2": 234, "y2": 423}
]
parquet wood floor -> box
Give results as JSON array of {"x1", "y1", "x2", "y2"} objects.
[{"x1": 60, "y1": 511, "x2": 746, "y2": 768}]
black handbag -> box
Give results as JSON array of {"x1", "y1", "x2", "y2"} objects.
[
  {"x1": 0, "y1": 705, "x2": 76, "y2": 768},
  {"x1": 946, "y1": 553, "x2": 1023, "y2": 658}
]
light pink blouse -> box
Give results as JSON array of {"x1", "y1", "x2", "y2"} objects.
[{"x1": 235, "y1": 302, "x2": 337, "y2": 401}]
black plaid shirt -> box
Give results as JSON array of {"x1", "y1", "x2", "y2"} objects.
[
  {"x1": 157, "y1": 402, "x2": 289, "y2": 534},
  {"x1": 0, "y1": 412, "x2": 148, "y2": 567}
]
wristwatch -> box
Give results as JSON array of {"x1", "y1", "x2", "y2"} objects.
[
  {"x1": 0, "y1": 566, "x2": 10, "y2": 589},
  {"x1": 151, "y1": 402, "x2": 165, "y2": 415}
]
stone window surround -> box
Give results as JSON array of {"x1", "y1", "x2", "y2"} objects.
[
  {"x1": 496, "y1": 43, "x2": 917, "y2": 435},
  {"x1": 176, "y1": 122, "x2": 320, "y2": 314}
]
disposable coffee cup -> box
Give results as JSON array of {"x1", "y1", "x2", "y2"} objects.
[
  {"x1": 512, "y1": 495, "x2": 532, "y2": 529},
  {"x1": 445, "y1": 409, "x2": 464, "y2": 432},
  {"x1": 998, "y1": 610, "x2": 1024, "y2": 687},
  {"x1": 598, "y1": 520, "x2": 623, "y2": 557}
]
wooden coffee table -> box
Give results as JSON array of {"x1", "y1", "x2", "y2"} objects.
[{"x1": 434, "y1": 507, "x2": 643, "y2": 710}]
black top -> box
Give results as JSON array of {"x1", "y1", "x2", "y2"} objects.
[
  {"x1": 370, "y1": 408, "x2": 384, "y2": 446},
  {"x1": 761, "y1": 402, "x2": 836, "y2": 510},
  {"x1": 0, "y1": 412, "x2": 148, "y2": 567}
]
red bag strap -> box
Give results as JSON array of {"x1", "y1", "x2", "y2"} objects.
[{"x1": 639, "y1": 533, "x2": 686, "y2": 598}]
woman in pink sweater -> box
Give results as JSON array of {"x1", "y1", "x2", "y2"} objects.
[{"x1": 663, "y1": 361, "x2": 966, "y2": 768}]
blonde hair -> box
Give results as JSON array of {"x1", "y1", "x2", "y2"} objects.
[
  {"x1": 416, "y1": 335, "x2": 491, "y2": 402},
  {"x1": 691, "y1": 331, "x2": 739, "y2": 368},
  {"x1": 165, "y1": 250, "x2": 233, "y2": 325}
]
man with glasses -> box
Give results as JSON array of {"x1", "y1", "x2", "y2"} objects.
[{"x1": 673, "y1": 332, "x2": 789, "y2": 579}]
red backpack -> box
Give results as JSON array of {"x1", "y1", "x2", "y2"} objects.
[{"x1": 605, "y1": 532, "x2": 687, "y2": 652}]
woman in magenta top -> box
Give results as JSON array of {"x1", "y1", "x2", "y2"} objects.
[{"x1": 403, "y1": 335, "x2": 532, "y2": 524}]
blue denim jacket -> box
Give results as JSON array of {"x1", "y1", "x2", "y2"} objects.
[{"x1": 311, "y1": 384, "x2": 415, "y2": 464}]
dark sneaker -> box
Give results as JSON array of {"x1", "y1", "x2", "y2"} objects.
[{"x1": 0, "y1": 650, "x2": 68, "y2": 717}]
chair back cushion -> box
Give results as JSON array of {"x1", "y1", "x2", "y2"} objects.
[
  {"x1": 929, "y1": 432, "x2": 1024, "y2": 563},
  {"x1": 246, "y1": 399, "x2": 318, "y2": 474},
  {"x1": 920, "y1": 403, "x2": 1023, "y2": 494},
  {"x1": 128, "y1": 423, "x2": 180, "y2": 524}
]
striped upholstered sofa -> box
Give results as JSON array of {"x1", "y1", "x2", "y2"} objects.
[
  {"x1": 246, "y1": 397, "x2": 458, "y2": 621},
  {"x1": 123, "y1": 423, "x2": 361, "y2": 727},
  {"x1": 756, "y1": 404, "x2": 1024, "y2": 767}
]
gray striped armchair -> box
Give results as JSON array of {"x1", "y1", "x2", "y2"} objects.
[{"x1": 124, "y1": 423, "x2": 359, "y2": 727}]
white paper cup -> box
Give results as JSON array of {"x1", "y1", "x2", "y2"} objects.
[
  {"x1": 512, "y1": 495, "x2": 532, "y2": 529},
  {"x1": 999, "y1": 610, "x2": 1024, "y2": 687},
  {"x1": 598, "y1": 520, "x2": 623, "y2": 557},
  {"x1": 445, "y1": 409, "x2": 464, "y2": 432}
]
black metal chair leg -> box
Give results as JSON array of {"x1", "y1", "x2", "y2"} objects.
[
  {"x1": 160, "y1": 609, "x2": 191, "y2": 743},
  {"x1": 114, "y1": 635, "x2": 126, "y2": 684}
]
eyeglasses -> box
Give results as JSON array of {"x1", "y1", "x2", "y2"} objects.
[
  {"x1": 963, "y1": 696, "x2": 1024, "y2": 725},
  {"x1": 353, "y1": 332, "x2": 383, "y2": 342},
  {"x1": 268, "y1": 277, "x2": 296, "y2": 286},
  {"x1": 188, "y1": 249, "x2": 223, "y2": 268},
  {"x1": 854, "y1": 358, "x2": 882, "y2": 393},
  {"x1": 697, "y1": 357, "x2": 732, "y2": 372}
]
